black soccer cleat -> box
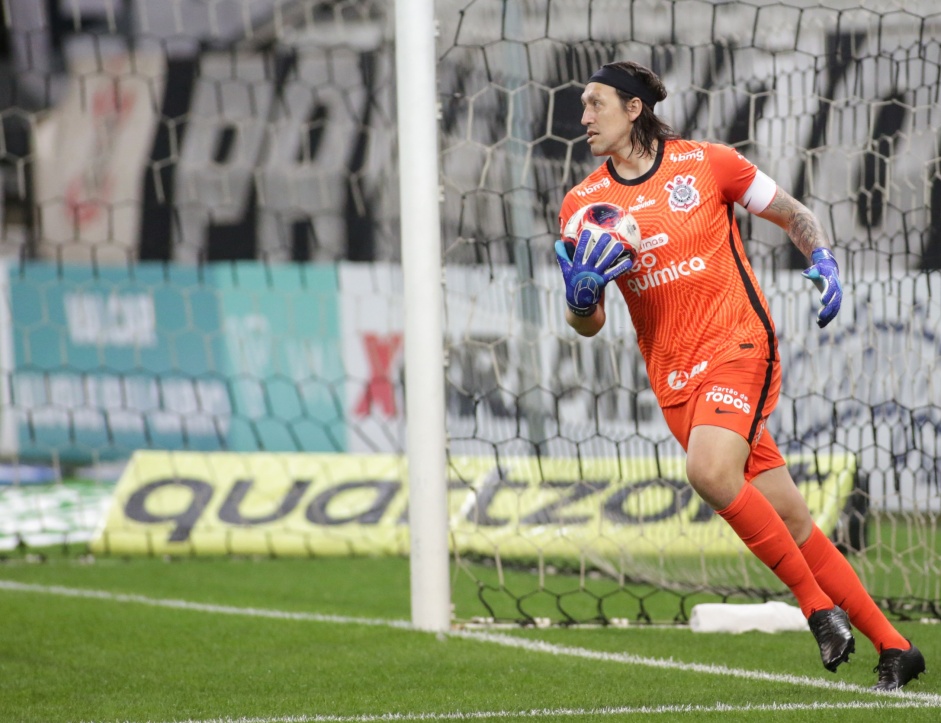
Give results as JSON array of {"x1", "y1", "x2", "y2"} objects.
[
  {"x1": 872, "y1": 642, "x2": 926, "y2": 691},
  {"x1": 808, "y1": 605, "x2": 855, "y2": 672}
]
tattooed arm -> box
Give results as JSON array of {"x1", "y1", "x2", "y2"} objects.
[
  {"x1": 755, "y1": 186, "x2": 831, "y2": 259},
  {"x1": 757, "y1": 186, "x2": 843, "y2": 328}
]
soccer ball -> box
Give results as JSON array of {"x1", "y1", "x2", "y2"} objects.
[{"x1": 562, "y1": 202, "x2": 640, "y2": 262}]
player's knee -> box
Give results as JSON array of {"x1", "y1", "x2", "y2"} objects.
[
  {"x1": 686, "y1": 452, "x2": 733, "y2": 488},
  {"x1": 778, "y1": 502, "x2": 814, "y2": 545},
  {"x1": 685, "y1": 454, "x2": 741, "y2": 509}
]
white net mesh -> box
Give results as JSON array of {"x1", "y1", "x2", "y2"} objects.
[
  {"x1": 435, "y1": 0, "x2": 941, "y2": 620},
  {"x1": 0, "y1": 0, "x2": 938, "y2": 622}
]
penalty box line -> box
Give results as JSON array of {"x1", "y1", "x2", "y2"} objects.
[{"x1": 2, "y1": 579, "x2": 939, "y2": 710}]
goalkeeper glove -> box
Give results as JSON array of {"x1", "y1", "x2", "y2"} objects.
[
  {"x1": 554, "y1": 229, "x2": 634, "y2": 317},
  {"x1": 802, "y1": 248, "x2": 842, "y2": 328}
]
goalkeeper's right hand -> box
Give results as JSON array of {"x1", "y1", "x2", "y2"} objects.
[{"x1": 554, "y1": 229, "x2": 634, "y2": 317}]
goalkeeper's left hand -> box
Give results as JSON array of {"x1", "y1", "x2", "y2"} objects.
[
  {"x1": 554, "y1": 229, "x2": 634, "y2": 317},
  {"x1": 802, "y1": 248, "x2": 842, "y2": 328}
]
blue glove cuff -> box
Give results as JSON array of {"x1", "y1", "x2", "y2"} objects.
[
  {"x1": 810, "y1": 248, "x2": 836, "y2": 266},
  {"x1": 568, "y1": 303, "x2": 597, "y2": 317}
]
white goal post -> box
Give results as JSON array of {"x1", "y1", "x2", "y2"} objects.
[{"x1": 395, "y1": 0, "x2": 451, "y2": 632}]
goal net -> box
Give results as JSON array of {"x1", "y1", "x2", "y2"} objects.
[
  {"x1": 434, "y1": 0, "x2": 941, "y2": 623},
  {"x1": 439, "y1": 2, "x2": 941, "y2": 621},
  {"x1": 0, "y1": 0, "x2": 938, "y2": 625}
]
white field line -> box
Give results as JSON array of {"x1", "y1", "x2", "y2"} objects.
[
  {"x1": 73, "y1": 701, "x2": 941, "y2": 723},
  {"x1": 0, "y1": 579, "x2": 413, "y2": 629},
  {"x1": 3, "y1": 579, "x2": 940, "y2": 717},
  {"x1": 451, "y1": 628, "x2": 941, "y2": 702}
]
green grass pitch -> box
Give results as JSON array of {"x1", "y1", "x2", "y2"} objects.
[{"x1": 0, "y1": 551, "x2": 938, "y2": 723}]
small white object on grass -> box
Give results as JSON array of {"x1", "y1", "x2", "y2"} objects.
[{"x1": 690, "y1": 601, "x2": 809, "y2": 634}]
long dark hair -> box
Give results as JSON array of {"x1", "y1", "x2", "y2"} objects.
[{"x1": 604, "y1": 61, "x2": 681, "y2": 157}]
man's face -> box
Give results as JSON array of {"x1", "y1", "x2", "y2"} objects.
[{"x1": 580, "y1": 82, "x2": 633, "y2": 157}]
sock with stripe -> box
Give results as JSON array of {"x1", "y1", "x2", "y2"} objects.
[
  {"x1": 718, "y1": 483, "x2": 833, "y2": 618},
  {"x1": 799, "y1": 524, "x2": 909, "y2": 652}
]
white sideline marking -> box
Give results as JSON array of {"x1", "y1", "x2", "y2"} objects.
[
  {"x1": 453, "y1": 628, "x2": 941, "y2": 703},
  {"x1": 0, "y1": 580, "x2": 413, "y2": 629},
  {"x1": 89, "y1": 701, "x2": 941, "y2": 723},
  {"x1": 3, "y1": 579, "x2": 940, "y2": 717}
]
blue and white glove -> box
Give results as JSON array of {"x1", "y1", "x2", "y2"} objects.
[
  {"x1": 802, "y1": 248, "x2": 842, "y2": 328},
  {"x1": 554, "y1": 229, "x2": 634, "y2": 317}
]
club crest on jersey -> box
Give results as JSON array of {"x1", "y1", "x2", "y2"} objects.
[{"x1": 665, "y1": 175, "x2": 700, "y2": 212}]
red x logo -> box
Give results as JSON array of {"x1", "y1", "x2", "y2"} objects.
[{"x1": 354, "y1": 333, "x2": 403, "y2": 417}]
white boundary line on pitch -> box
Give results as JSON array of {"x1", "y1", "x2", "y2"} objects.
[
  {"x1": 75, "y1": 701, "x2": 941, "y2": 723},
  {"x1": 3, "y1": 579, "x2": 940, "y2": 715}
]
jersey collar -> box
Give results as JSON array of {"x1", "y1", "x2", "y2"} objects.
[{"x1": 605, "y1": 141, "x2": 666, "y2": 185}]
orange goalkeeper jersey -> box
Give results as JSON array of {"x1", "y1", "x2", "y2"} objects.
[{"x1": 559, "y1": 139, "x2": 778, "y2": 408}]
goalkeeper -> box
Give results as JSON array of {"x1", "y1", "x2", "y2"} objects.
[{"x1": 554, "y1": 59, "x2": 925, "y2": 691}]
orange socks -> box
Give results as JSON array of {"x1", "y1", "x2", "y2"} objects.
[
  {"x1": 799, "y1": 524, "x2": 909, "y2": 653},
  {"x1": 718, "y1": 484, "x2": 833, "y2": 618},
  {"x1": 716, "y1": 485, "x2": 908, "y2": 652}
]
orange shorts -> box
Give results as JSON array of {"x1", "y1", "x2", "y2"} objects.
[{"x1": 661, "y1": 357, "x2": 786, "y2": 482}]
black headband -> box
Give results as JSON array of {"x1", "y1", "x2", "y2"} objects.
[{"x1": 587, "y1": 66, "x2": 658, "y2": 108}]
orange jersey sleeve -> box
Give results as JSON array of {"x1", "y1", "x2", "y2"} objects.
[
  {"x1": 559, "y1": 140, "x2": 778, "y2": 408},
  {"x1": 705, "y1": 142, "x2": 760, "y2": 204}
]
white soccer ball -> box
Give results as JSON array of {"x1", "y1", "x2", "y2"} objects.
[{"x1": 562, "y1": 202, "x2": 641, "y2": 263}]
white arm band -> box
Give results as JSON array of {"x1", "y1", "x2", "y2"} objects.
[{"x1": 738, "y1": 169, "x2": 777, "y2": 213}]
